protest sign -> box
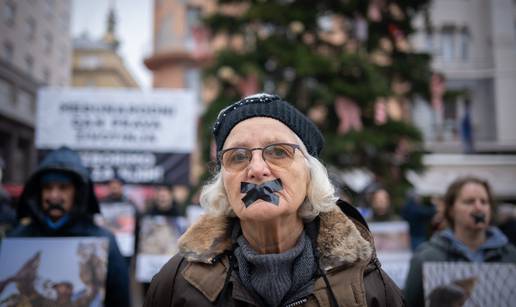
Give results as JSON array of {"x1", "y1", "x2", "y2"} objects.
[
  {"x1": 36, "y1": 88, "x2": 198, "y2": 185},
  {"x1": 135, "y1": 215, "x2": 186, "y2": 282},
  {"x1": 369, "y1": 221, "x2": 412, "y2": 288},
  {"x1": 0, "y1": 237, "x2": 108, "y2": 307},
  {"x1": 423, "y1": 262, "x2": 516, "y2": 307},
  {"x1": 95, "y1": 203, "x2": 136, "y2": 257}
]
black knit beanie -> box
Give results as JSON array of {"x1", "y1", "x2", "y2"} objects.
[{"x1": 213, "y1": 93, "x2": 324, "y2": 157}]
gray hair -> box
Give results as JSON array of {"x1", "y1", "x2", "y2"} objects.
[{"x1": 199, "y1": 148, "x2": 339, "y2": 220}]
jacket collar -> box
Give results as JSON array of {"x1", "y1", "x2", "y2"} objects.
[{"x1": 178, "y1": 207, "x2": 373, "y2": 269}]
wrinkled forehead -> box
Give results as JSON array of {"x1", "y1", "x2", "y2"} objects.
[{"x1": 223, "y1": 117, "x2": 301, "y2": 148}]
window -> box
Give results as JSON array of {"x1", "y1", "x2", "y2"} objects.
[
  {"x1": 186, "y1": 6, "x2": 201, "y2": 30},
  {"x1": 185, "y1": 68, "x2": 201, "y2": 91},
  {"x1": 45, "y1": 0, "x2": 55, "y2": 18},
  {"x1": 2, "y1": 41, "x2": 13, "y2": 61},
  {"x1": 3, "y1": 1, "x2": 15, "y2": 26},
  {"x1": 79, "y1": 55, "x2": 101, "y2": 69},
  {"x1": 60, "y1": 12, "x2": 69, "y2": 30},
  {"x1": 0, "y1": 78, "x2": 15, "y2": 105},
  {"x1": 42, "y1": 67, "x2": 50, "y2": 82},
  {"x1": 26, "y1": 17, "x2": 36, "y2": 40},
  {"x1": 25, "y1": 55, "x2": 33, "y2": 74},
  {"x1": 17, "y1": 89, "x2": 34, "y2": 113},
  {"x1": 44, "y1": 32, "x2": 53, "y2": 53},
  {"x1": 440, "y1": 28, "x2": 455, "y2": 62},
  {"x1": 156, "y1": 14, "x2": 175, "y2": 50},
  {"x1": 459, "y1": 28, "x2": 470, "y2": 61}
]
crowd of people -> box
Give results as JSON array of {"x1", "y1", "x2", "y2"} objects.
[{"x1": 0, "y1": 93, "x2": 515, "y2": 307}]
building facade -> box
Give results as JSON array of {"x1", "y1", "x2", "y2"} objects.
[
  {"x1": 144, "y1": 0, "x2": 218, "y2": 184},
  {"x1": 412, "y1": 0, "x2": 516, "y2": 152},
  {"x1": 0, "y1": 0, "x2": 72, "y2": 183},
  {"x1": 72, "y1": 8, "x2": 139, "y2": 88},
  {"x1": 410, "y1": 0, "x2": 516, "y2": 199}
]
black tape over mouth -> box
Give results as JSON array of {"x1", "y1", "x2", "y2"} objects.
[
  {"x1": 240, "y1": 178, "x2": 283, "y2": 207},
  {"x1": 45, "y1": 203, "x2": 66, "y2": 214},
  {"x1": 471, "y1": 212, "x2": 486, "y2": 224}
]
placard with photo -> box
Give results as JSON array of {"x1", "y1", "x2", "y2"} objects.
[
  {"x1": 0, "y1": 237, "x2": 108, "y2": 307},
  {"x1": 369, "y1": 221, "x2": 412, "y2": 288},
  {"x1": 95, "y1": 202, "x2": 136, "y2": 257},
  {"x1": 423, "y1": 262, "x2": 516, "y2": 307},
  {"x1": 135, "y1": 215, "x2": 185, "y2": 282}
]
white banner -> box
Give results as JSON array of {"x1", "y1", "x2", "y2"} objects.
[
  {"x1": 369, "y1": 221, "x2": 412, "y2": 288},
  {"x1": 36, "y1": 88, "x2": 198, "y2": 153}
]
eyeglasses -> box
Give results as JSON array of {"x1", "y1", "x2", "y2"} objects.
[{"x1": 218, "y1": 143, "x2": 302, "y2": 172}]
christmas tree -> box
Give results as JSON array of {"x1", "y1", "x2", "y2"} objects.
[{"x1": 201, "y1": 0, "x2": 432, "y2": 204}]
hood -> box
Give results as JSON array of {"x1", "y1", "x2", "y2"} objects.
[
  {"x1": 17, "y1": 146, "x2": 100, "y2": 228},
  {"x1": 430, "y1": 227, "x2": 510, "y2": 262},
  {"x1": 178, "y1": 204, "x2": 374, "y2": 270}
]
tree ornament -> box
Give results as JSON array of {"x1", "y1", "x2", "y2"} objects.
[
  {"x1": 374, "y1": 98, "x2": 388, "y2": 125},
  {"x1": 335, "y1": 96, "x2": 363, "y2": 134}
]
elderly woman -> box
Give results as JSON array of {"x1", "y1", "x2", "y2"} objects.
[
  {"x1": 144, "y1": 94, "x2": 403, "y2": 307},
  {"x1": 404, "y1": 176, "x2": 516, "y2": 307}
]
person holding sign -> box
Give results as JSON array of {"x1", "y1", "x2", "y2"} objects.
[
  {"x1": 144, "y1": 93, "x2": 404, "y2": 307},
  {"x1": 8, "y1": 146, "x2": 130, "y2": 307},
  {"x1": 404, "y1": 176, "x2": 516, "y2": 307}
]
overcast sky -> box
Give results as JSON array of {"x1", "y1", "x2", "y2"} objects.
[{"x1": 71, "y1": 0, "x2": 153, "y2": 89}]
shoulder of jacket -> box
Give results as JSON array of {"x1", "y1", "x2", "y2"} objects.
[
  {"x1": 6, "y1": 224, "x2": 33, "y2": 237},
  {"x1": 144, "y1": 254, "x2": 188, "y2": 306},
  {"x1": 499, "y1": 243, "x2": 516, "y2": 260}
]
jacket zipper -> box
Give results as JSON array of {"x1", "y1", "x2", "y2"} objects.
[{"x1": 284, "y1": 297, "x2": 308, "y2": 307}]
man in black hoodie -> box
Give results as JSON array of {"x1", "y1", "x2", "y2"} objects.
[{"x1": 8, "y1": 146, "x2": 130, "y2": 307}]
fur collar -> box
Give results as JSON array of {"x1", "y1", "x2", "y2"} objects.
[{"x1": 178, "y1": 207, "x2": 373, "y2": 269}]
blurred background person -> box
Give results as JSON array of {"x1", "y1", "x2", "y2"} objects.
[
  {"x1": 145, "y1": 184, "x2": 182, "y2": 217},
  {"x1": 100, "y1": 172, "x2": 136, "y2": 207},
  {"x1": 7, "y1": 146, "x2": 130, "y2": 306},
  {"x1": 404, "y1": 176, "x2": 516, "y2": 307},
  {"x1": 367, "y1": 186, "x2": 401, "y2": 222},
  {"x1": 401, "y1": 190, "x2": 438, "y2": 250}
]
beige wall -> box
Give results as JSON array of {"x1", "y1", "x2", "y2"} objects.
[{"x1": 72, "y1": 49, "x2": 138, "y2": 88}]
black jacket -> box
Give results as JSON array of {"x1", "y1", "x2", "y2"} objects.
[{"x1": 8, "y1": 147, "x2": 130, "y2": 307}]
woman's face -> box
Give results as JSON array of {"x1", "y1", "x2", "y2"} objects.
[
  {"x1": 221, "y1": 117, "x2": 310, "y2": 222},
  {"x1": 451, "y1": 182, "x2": 491, "y2": 232},
  {"x1": 371, "y1": 189, "x2": 390, "y2": 216}
]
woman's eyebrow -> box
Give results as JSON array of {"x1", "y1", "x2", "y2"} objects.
[{"x1": 225, "y1": 138, "x2": 291, "y2": 148}]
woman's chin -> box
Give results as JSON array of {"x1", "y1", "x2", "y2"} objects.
[{"x1": 237, "y1": 200, "x2": 290, "y2": 221}]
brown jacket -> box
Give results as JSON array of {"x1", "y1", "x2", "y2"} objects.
[{"x1": 144, "y1": 202, "x2": 405, "y2": 307}]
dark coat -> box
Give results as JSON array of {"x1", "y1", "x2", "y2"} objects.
[
  {"x1": 144, "y1": 200, "x2": 405, "y2": 307},
  {"x1": 404, "y1": 229, "x2": 516, "y2": 307},
  {"x1": 8, "y1": 147, "x2": 130, "y2": 307}
]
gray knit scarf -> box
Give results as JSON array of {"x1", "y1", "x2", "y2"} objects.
[{"x1": 233, "y1": 231, "x2": 317, "y2": 307}]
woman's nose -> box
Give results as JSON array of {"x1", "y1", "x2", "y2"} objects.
[{"x1": 246, "y1": 151, "x2": 272, "y2": 179}]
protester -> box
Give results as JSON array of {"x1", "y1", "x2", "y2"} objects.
[
  {"x1": 404, "y1": 176, "x2": 516, "y2": 307},
  {"x1": 367, "y1": 186, "x2": 400, "y2": 222},
  {"x1": 401, "y1": 190, "x2": 437, "y2": 250},
  {"x1": 99, "y1": 171, "x2": 139, "y2": 268},
  {"x1": 101, "y1": 172, "x2": 136, "y2": 206},
  {"x1": 8, "y1": 146, "x2": 130, "y2": 307},
  {"x1": 144, "y1": 93, "x2": 404, "y2": 306},
  {"x1": 145, "y1": 184, "x2": 182, "y2": 217}
]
